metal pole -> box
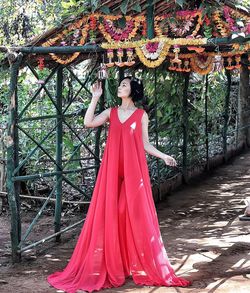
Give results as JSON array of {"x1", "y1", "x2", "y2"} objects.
[
  {"x1": 6, "y1": 53, "x2": 23, "y2": 262},
  {"x1": 147, "y1": 0, "x2": 154, "y2": 39},
  {"x1": 223, "y1": 70, "x2": 231, "y2": 162},
  {"x1": 204, "y1": 74, "x2": 209, "y2": 171},
  {"x1": 55, "y1": 66, "x2": 63, "y2": 241},
  {"x1": 95, "y1": 79, "x2": 105, "y2": 177},
  {"x1": 182, "y1": 73, "x2": 190, "y2": 183},
  {"x1": 154, "y1": 69, "x2": 161, "y2": 200}
]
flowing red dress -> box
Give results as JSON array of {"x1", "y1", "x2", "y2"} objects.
[{"x1": 47, "y1": 106, "x2": 191, "y2": 292}]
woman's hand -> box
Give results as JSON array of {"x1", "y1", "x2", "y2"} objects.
[
  {"x1": 91, "y1": 81, "x2": 103, "y2": 101},
  {"x1": 163, "y1": 154, "x2": 177, "y2": 167}
]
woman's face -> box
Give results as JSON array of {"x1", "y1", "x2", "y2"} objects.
[{"x1": 117, "y1": 78, "x2": 131, "y2": 99}]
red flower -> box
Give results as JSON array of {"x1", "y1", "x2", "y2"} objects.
[{"x1": 204, "y1": 16, "x2": 211, "y2": 26}]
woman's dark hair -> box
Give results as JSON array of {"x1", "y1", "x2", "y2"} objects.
[{"x1": 120, "y1": 76, "x2": 144, "y2": 102}]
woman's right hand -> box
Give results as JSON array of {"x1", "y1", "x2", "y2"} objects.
[{"x1": 91, "y1": 81, "x2": 103, "y2": 101}]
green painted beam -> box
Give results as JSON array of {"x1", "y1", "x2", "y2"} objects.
[
  {"x1": 204, "y1": 75, "x2": 209, "y2": 171},
  {"x1": 55, "y1": 66, "x2": 63, "y2": 242},
  {"x1": 182, "y1": 73, "x2": 190, "y2": 184},
  {"x1": 146, "y1": 0, "x2": 154, "y2": 39},
  {"x1": 1, "y1": 35, "x2": 249, "y2": 60},
  {"x1": 19, "y1": 44, "x2": 103, "y2": 54},
  {"x1": 13, "y1": 166, "x2": 99, "y2": 181},
  {"x1": 223, "y1": 70, "x2": 231, "y2": 162},
  {"x1": 6, "y1": 53, "x2": 23, "y2": 262}
]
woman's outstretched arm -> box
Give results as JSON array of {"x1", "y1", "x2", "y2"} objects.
[
  {"x1": 84, "y1": 81, "x2": 111, "y2": 128},
  {"x1": 142, "y1": 111, "x2": 177, "y2": 167}
]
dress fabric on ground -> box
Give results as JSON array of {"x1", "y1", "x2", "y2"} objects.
[{"x1": 47, "y1": 107, "x2": 191, "y2": 293}]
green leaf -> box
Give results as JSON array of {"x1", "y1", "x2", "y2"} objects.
[
  {"x1": 157, "y1": 109, "x2": 163, "y2": 118},
  {"x1": 132, "y1": 3, "x2": 141, "y2": 13},
  {"x1": 100, "y1": 5, "x2": 110, "y2": 14},
  {"x1": 91, "y1": 0, "x2": 99, "y2": 12},
  {"x1": 175, "y1": 0, "x2": 186, "y2": 8},
  {"x1": 120, "y1": 0, "x2": 129, "y2": 15},
  {"x1": 62, "y1": 1, "x2": 72, "y2": 9},
  {"x1": 118, "y1": 16, "x2": 126, "y2": 28}
]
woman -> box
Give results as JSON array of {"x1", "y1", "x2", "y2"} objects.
[{"x1": 47, "y1": 76, "x2": 191, "y2": 293}]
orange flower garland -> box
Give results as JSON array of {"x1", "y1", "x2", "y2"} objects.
[
  {"x1": 98, "y1": 15, "x2": 145, "y2": 43},
  {"x1": 135, "y1": 43, "x2": 171, "y2": 68},
  {"x1": 154, "y1": 10, "x2": 203, "y2": 38},
  {"x1": 224, "y1": 6, "x2": 249, "y2": 22},
  {"x1": 212, "y1": 10, "x2": 230, "y2": 37},
  {"x1": 39, "y1": 10, "x2": 249, "y2": 68},
  {"x1": 42, "y1": 17, "x2": 89, "y2": 65},
  {"x1": 190, "y1": 55, "x2": 214, "y2": 75}
]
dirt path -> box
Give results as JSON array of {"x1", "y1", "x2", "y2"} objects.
[{"x1": 0, "y1": 150, "x2": 250, "y2": 293}]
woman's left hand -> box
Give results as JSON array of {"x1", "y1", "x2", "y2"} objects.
[{"x1": 163, "y1": 154, "x2": 177, "y2": 167}]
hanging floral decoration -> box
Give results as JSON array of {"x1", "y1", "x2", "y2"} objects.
[
  {"x1": 223, "y1": 6, "x2": 250, "y2": 34},
  {"x1": 37, "y1": 56, "x2": 45, "y2": 70},
  {"x1": 154, "y1": 10, "x2": 203, "y2": 38},
  {"x1": 232, "y1": 43, "x2": 250, "y2": 52},
  {"x1": 104, "y1": 47, "x2": 136, "y2": 68},
  {"x1": 88, "y1": 14, "x2": 98, "y2": 43},
  {"x1": 190, "y1": 55, "x2": 214, "y2": 75},
  {"x1": 106, "y1": 49, "x2": 115, "y2": 67},
  {"x1": 101, "y1": 36, "x2": 207, "y2": 50},
  {"x1": 141, "y1": 41, "x2": 165, "y2": 59},
  {"x1": 135, "y1": 42, "x2": 171, "y2": 68},
  {"x1": 115, "y1": 48, "x2": 125, "y2": 67},
  {"x1": 142, "y1": 21, "x2": 147, "y2": 37},
  {"x1": 212, "y1": 54, "x2": 224, "y2": 72},
  {"x1": 213, "y1": 6, "x2": 250, "y2": 37},
  {"x1": 98, "y1": 15, "x2": 145, "y2": 43},
  {"x1": 42, "y1": 17, "x2": 89, "y2": 64},
  {"x1": 169, "y1": 45, "x2": 188, "y2": 72},
  {"x1": 225, "y1": 55, "x2": 241, "y2": 70},
  {"x1": 212, "y1": 10, "x2": 229, "y2": 37},
  {"x1": 187, "y1": 46, "x2": 205, "y2": 53},
  {"x1": 101, "y1": 36, "x2": 206, "y2": 68},
  {"x1": 124, "y1": 48, "x2": 135, "y2": 66},
  {"x1": 39, "y1": 9, "x2": 249, "y2": 72}
]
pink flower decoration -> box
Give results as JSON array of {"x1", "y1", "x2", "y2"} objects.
[{"x1": 145, "y1": 42, "x2": 159, "y2": 53}]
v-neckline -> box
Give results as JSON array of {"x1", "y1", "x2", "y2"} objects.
[{"x1": 116, "y1": 107, "x2": 139, "y2": 125}]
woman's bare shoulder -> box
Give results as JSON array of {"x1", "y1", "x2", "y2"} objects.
[
  {"x1": 141, "y1": 109, "x2": 148, "y2": 120},
  {"x1": 102, "y1": 107, "x2": 113, "y2": 119}
]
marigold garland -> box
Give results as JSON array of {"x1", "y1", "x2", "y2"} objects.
[
  {"x1": 212, "y1": 10, "x2": 230, "y2": 37},
  {"x1": 40, "y1": 11, "x2": 249, "y2": 67},
  {"x1": 49, "y1": 27, "x2": 88, "y2": 64},
  {"x1": 101, "y1": 36, "x2": 207, "y2": 49},
  {"x1": 190, "y1": 55, "x2": 214, "y2": 75},
  {"x1": 224, "y1": 6, "x2": 249, "y2": 22},
  {"x1": 98, "y1": 15, "x2": 145, "y2": 43},
  {"x1": 168, "y1": 50, "x2": 246, "y2": 59},
  {"x1": 154, "y1": 10, "x2": 203, "y2": 38},
  {"x1": 42, "y1": 18, "x2": 89, "y2": 65},
  {"x1": 135, "y1": 43, "x2": 171, "y2": 68}
]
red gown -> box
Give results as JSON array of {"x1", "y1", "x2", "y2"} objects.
[{"x1": 47, "y1": 106, "x2": 191, "y2": 292}]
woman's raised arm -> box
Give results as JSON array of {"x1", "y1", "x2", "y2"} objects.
[{"x1": 84, "y1": 81, "x2": 111, "y2": 128}]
